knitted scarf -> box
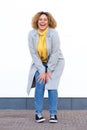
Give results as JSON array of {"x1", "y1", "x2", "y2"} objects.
[{"x1": 37, "y1": 28, "x2": 48, "y2": 62}]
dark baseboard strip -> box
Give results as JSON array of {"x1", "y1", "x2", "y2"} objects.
[{"x1": 0, "y1": 98, "x2": 87, "y2": 110}]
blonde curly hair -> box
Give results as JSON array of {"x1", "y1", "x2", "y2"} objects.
[{"x1": 31, "y1": 11, "x2": 57, "y2": 29}]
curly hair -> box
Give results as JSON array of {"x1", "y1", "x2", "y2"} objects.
[{"x1": 31, "y1": 11, "x2": 57, "y2": 29}]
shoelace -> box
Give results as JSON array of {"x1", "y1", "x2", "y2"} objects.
[
  {"x1": 38, "y1": 114, "x2": 43, "y2": 118},
  {"x1": 50, "y1": 115, "x2": 55, "y2": 119}
]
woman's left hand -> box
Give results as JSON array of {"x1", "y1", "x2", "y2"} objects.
[{"x1": 45, "y1": 72, "x2": 52, "y2": 83}]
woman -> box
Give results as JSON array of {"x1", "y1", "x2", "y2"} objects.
[{"x1": 27, "y1": 11, "x2": 65, "y2": 123}]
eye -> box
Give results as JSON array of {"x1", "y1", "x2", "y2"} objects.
[
  {"x1": 39, "y1": 18, "x2": 48, "y2": 22},
  {"x1": 39, "y1": 18, "x2": 42, "y2": 21},
  {"x1": 44, "y1": 18, "x2": 48, "y2": 21}
]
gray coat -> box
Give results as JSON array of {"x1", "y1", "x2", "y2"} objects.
[{"x1": 27, "y1": 28, "x2": 65, "y2": 95}]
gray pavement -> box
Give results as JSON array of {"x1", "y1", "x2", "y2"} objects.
[{"x1": 0, "y1": 110, "x2": 87, "y2": 130}]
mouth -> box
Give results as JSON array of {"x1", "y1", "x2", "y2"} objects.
[{"x1": 40, "y1": 24, "x2": 46, "y2": 27}]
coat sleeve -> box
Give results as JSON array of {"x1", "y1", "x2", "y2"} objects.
[
  {"x1": 28, "y1": 31, "x2": 45, "y2": 74},
  {"x1": 47, "y1": 30, "x2": 62, "y2": 72}
]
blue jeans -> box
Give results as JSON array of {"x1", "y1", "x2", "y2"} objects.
[{"x1": 34, "y1": 63, "x2": 58, "y2": 115}]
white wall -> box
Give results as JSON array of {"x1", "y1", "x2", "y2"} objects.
[{"x1": 0, "y1": 0, "x2": 87, "y2": 97}]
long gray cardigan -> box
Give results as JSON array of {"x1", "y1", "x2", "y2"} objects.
[{"x1": 27, "y1": 28, "x2": 65, "y2": 95}]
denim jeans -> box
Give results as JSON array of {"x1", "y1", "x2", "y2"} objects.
[{"x1": 34, "y1": 63, "x2": 58, "y2": 115}]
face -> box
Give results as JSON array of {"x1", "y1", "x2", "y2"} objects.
[{"x1": 38, "y1": 14, "x2": 49, "y2": 31}]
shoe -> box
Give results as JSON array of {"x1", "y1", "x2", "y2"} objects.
[
  {"x1": 49, "y1": 115, "x2": 58, "y2": 123},
  {"x1": 35, "y1": 114, "x2": 46, "y2": 123}
]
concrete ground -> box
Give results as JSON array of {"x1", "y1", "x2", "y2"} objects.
[{"x1": 0, "y1": 110, "x2": 87, "y2": 130}]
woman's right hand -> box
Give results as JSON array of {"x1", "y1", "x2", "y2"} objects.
[
  {"x1": 37, "y1": 72, "x2": 52, "y2": 84},
  {"x1": 37, "y1": 73, "x2": 46, "y2": 84}
]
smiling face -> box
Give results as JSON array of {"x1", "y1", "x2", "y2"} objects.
[{"x1": 38, "y1": 14, "x2": 49, "y2": 31}]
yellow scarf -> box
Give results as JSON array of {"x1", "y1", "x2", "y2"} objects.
[{"x1": 37, "y1": 28, "x2": 48, "y2": 62}]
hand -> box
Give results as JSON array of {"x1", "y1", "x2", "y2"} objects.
[
  {"x1": 45, "y1": 72, "x2": 52, "y2": 83},
  {"x1": 37, "y1": 73, "x2": 46, "y2": 84}
]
